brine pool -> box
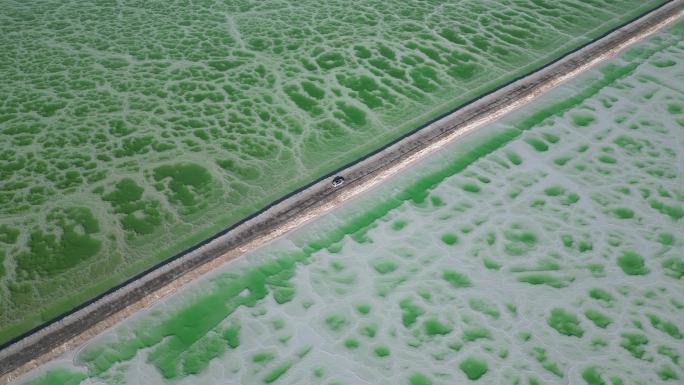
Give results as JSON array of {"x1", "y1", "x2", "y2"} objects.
[
  {"x1": 0, "y1": 0, "x2": 669, "y2": 343},
  {"x1": 16, "y1": 18, "x2": 684, "y2": 385}
]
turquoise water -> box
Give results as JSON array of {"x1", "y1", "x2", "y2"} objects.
[{"x1": 16, "y1": 19, "x2": 684, "y2": 385}]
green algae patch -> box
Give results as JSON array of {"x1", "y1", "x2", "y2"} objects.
[
  {"x1": 611, "y1": 207, "x2": 634, "y2": 219},
  {"x1": 441, "y1": 233, "x2": 459, "y2": 245},
  {"x1": 263, "y1": 346, "x2": 311, "y2": 383},
  {"x1": 372, "y1": 259, "x2": 399, "y2": 274},
  {"x1": 483, "y1": 258, "x2": 501, "y2": 270},
  {"x1": 17, "y1": 207, "x2": 102, "y2": 278},
  {"x1": 646, "y1": 313, "x2": 683, "y2": 339},
  {"x1": 360, "y1": 323, "x2": 377, "y2": 338},
  {"x1": 544, "y1": 186, "x2": 565, "y2": 196},
  {"x1": 423, "y1": 318, "x2": 452, "y2": 336},
  {"x1": 264, "y1": 360, "x2": 294, "y2": 383},
  {"x1": 356, "y1": 303, "x2": 372, "y2": 315},
  {"x1": 525, "y1": 136, "x2": 549, "y2": 152},
  {"x1": 392, "y1": 219, "x2": 408, "y2": 231},
  {"x1": 104, "y1": 178, "x2": 164, "y2": 235},
  {"x1": 656, "y1": 365, "x2": 679, "y2": 381},
  {"x1": 399, "y1": 298, "x2": 425, "y2": 328},
  {"x1": 462, "y1": 183, "x2": 481, "y2": 193},
  {"x1": 589, "y1": 288, "x2": 614, "y2": 304},
  {"x1": 442, "y1": 270, "x2": 472, "y2": 288},
  {"x1": 662, "y1": 257, "x2": 684, "y2": 279},
  {"x1": 572, "y1": 114, "x2": 596, "y2": 127},
  {"x1": 0, "y1": 224, "x2": 19, "y2": 244},
  {"x1": 409, "y1": 372, "x2": 433, "y2": 385},
  {"x1": 153, "y1": 163, "x2": 214, "y2": 209},
  {"x1": 344, "y1": 338, "x2": 360, "y2": 349},
  {"x1": 657, "y1": 345, "x2": 680, "y2": 365},
  {"x1": 585, "y1": 309, "x2": 612, "y2": 328},
  {"x1": 531, "y1": 347, "x2": 563, "y2": 378},
  {"x1": 649, "y1": 199, "x2": 684, "y2": 220},
  {"x1": 448, "y1": 341, "x2": 464, "y2": 352},
  {"x1": 469, "y1": 298, "x2": 500, "y2": 319},
  {"x1": 620, "y1": 332, "x2": 649, "y2": 359},
  {"x1": 462, "y1": 327, "x2": 492, "y2": 342},
  {"x1": 223, "y1": 324, "x2": 241, "y2": 348},
  {"x1": 506, "y1": 150, "x2": 523, "y2": 165},
  {"x1": 459, "y1": 356, "x2": 488, "y2": 380},
  {"x1": 181, "y1": 331, "x2": 237, "y2": 375},
  {"x1": 658, "y1": 233, "x2": 675, "y2": 245},
  {"x1": 23, "y1": 369, "x2": 86, "y2": 385},
  {"x1": 78, "y1": 253, "x2": 304, "y2": 378},
  {"x1": 617, "y1": 251, "x2": 649, "y2": 275},
  {"x1": 548, "y1": 308, "x2": 583, "y2": 337},
  {"x1": 517, "y1": 274, "x2": 573, "y2": 288},
  {"x1": 252, "y1": 352, "x2": 275, "y2": 363},
  {"x1": 325, "y1": 314, "x2": 349, "y2": 332},
  {"x1": 582, "y1": 366, "x2": 605, "y2": 385},
  {"x1": 373, "y1": 345, "x2": 391, "y2": 357}
]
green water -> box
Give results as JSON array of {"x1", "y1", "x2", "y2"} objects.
[
  {"x1": 0, "y1": 0, "x2": 671, "y2": 342},
  {"x1": 15, "y1": 20, "x2": 684, "y2": 385}
]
